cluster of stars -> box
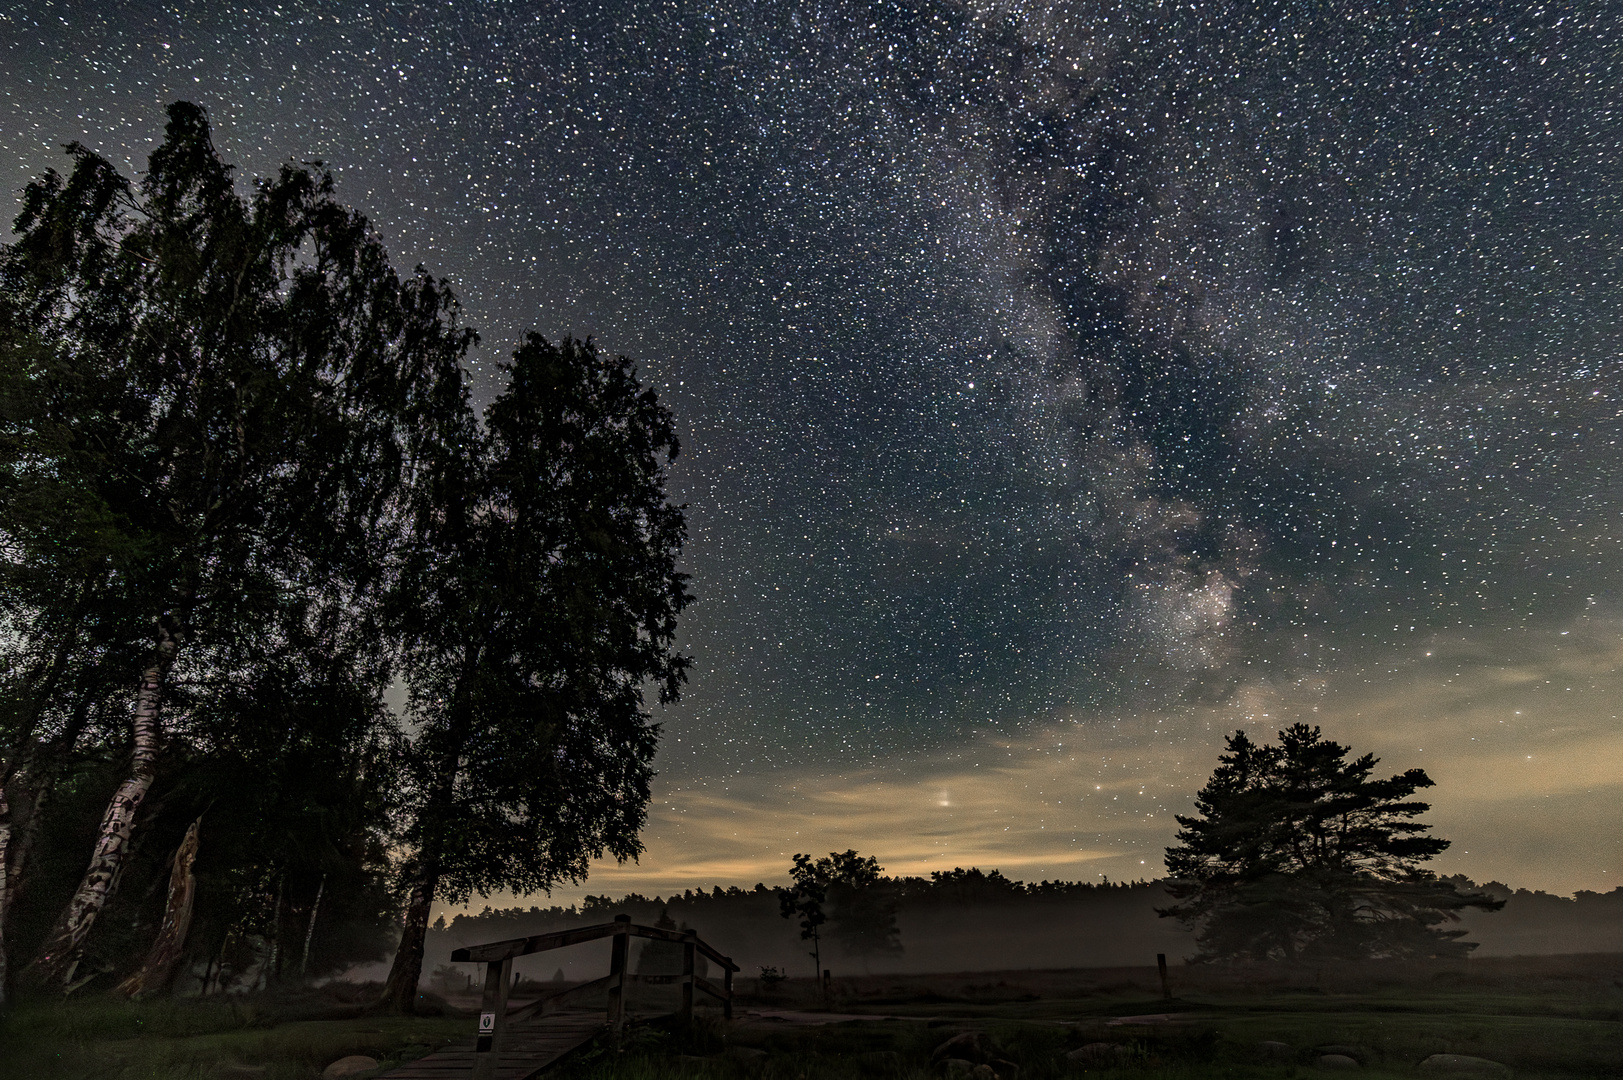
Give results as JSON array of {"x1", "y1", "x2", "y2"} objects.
[{"x1": 2, "y1": 3, "x2": 1618, "y2": 888}]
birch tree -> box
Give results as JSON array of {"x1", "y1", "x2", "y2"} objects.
[
  {"x1": 379, "y1": 334, "x2": 690, "y2": 1013},
  {"x1": 0, "y1": 101, "x2": 471, "y2": 992}
]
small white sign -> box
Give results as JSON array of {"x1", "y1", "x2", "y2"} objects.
[{"x1": 479, "y1": 1011, "x2": 496, "y2": 1034}]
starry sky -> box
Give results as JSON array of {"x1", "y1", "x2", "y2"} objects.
[{"x1": 4, "y1": 0, "x2": 1620, "y2": 902}]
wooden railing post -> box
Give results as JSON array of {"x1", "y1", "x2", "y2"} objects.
[
  {"x1": 680, "y1": 929, "x2": 696, "y2": 1025},
  {"x1": 606, "y1": 914, "x2": 631, "y2": 1036},
  {"x1": 471, "y1": 954, "x2": 513, "y2": 1080},
  {"x1": 450, "y1": 916, "x2": 737, "y2": 1056}
]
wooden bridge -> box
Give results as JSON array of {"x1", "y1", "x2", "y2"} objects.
[{"x1": 381, "y1": 914, "x2": 739, "y2": 1080}]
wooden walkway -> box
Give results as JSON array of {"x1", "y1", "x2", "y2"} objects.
[
  {"x1": 378, "y1": 1010, "x2": 605, "y2": 1080},
  {"x1": 380, "y1": 915, "x2": 739, "y2": 1080}
]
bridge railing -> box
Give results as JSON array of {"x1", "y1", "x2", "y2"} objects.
[{"x1": 450, "y1": 913, "x2": 739, "y2": 1079}]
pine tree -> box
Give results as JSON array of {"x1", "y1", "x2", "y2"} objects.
[{"x1": 1160, "y1": 724, "x2": 1501, "y2": 961}]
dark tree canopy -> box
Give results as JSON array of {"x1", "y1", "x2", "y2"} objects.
[
  {"x1": 778, "y1": 852, "x2": 829, "y2": 980},
  {"x1": 0, "y1": 100, "x2": 471, "y2": 996},
  {"x1": 1, "y1": 102, "x2": 692, "y2": 1006},
  {"x1": 380, "y1": 332, "x2": 691, "y2": 1011},
  {"x1": 404, "y1": 332, "x2": 688, "y2": 896},
  {"x1": 1161, "y1": 724, "x2": 1501, "y2": 961},
  {"x1": 820, "y1": 850, "x2": 902, "y2": 962},
  {"x1": 1, "y1": 102, "x2": 693, "y2": 1006},
  {"x1": 778, "y1": 850, "x2": 901, "y2": 980}
]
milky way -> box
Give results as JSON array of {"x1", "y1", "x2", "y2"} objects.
[{"x1": 4, "y1": 1, "x2": 1620, "y2": 891}]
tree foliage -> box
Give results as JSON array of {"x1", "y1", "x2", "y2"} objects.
[
  {"x1": 820, "y1": 850, "x2": 902, "y2": 962},
  {"x1": 0, "y1": 103, "x2": 691, "y2": 1000},
  {"x1": 778, "y1": 853, "x2": 828, "y2": 981},
  {"x1": 778, "y1": 850, "x2": 901, "y2": 979},
  {"x1": 1160, "y1": 724, "x2": 1502, "y2": 961},
  {"x1": 380, "y1": 332, "x2": 691, "y2": 1012},
  {"x1": 0, "y1": 100, "x2": 469, "y2": 997},
  {"x1": 2, "y1": 103, "x2": 691, "y2": 1005}
]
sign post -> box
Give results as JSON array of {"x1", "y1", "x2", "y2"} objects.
[{"x1": 471, "y1": 955, "x2": 513, "y2": 1080}]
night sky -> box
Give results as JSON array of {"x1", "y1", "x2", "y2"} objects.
[{"x1": 4, "y1": 1, "x2": 1619, "y2": 902}]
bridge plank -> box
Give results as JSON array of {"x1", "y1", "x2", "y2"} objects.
[{"x1": 378, "y1": 1011, "x2": 606, "y2": 1080}]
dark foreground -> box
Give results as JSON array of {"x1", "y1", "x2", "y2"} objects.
[{"x1": 3, "y1": 954, "x2": 1619, "y2": 1079}]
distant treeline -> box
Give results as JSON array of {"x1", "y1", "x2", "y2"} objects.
[
  {"x1": 446, "y1": 868, "x2": 1157, "y2": 935},
  {"x1": 417, "y1": 869, "x2": 1623, "y2": 982},
  {"x1": 446, "y1": 869, "x2": 1623, "y2": 935},
  {"x1": 423, "y1": 869, "x2": 1190, "y2": 980},
  {"x1": 1445, "y1": 876, "x2": 1623, "y2": 909},
  {"x1": 1442, "y1": 877, "x2": 1623, "y2": 957}
]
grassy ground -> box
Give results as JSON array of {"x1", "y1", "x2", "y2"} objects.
[
  {"x1": 555, "y1": 955, "x2": 1623, "y2": 1080},
  {"x1": 3, "y1": 956, "x2": 1620, "y2": 1079},
  {"x1": 0, "y1": 989, "x2": 467, "y2": 1079}
]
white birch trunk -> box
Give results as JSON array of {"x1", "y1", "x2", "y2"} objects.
[
  {"x1": 0, "y1": 785, "x2": 12, "y2": 1006},
  {"x1": 299, "y1": 873, "x2": 324, "y2": 976},
  {"x1": 29, "y1": 622, "x2": 178, "y2": 989},
  {"x1": 256, "y1": 874, "x2": 283, "y2": 990},
  {"x1": 380, "y1": 863, "x2": 439, "y2": 1013},
  {"x1": 115, "y1": 816, "x2": 200, "y2": 998}
]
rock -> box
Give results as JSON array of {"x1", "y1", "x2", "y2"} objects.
[
  {"x1": 1258, "y1": 1041, "x2": 1296, "y2": 1063},
  {"x1": 933, "y1": 1031, "x2": 994, "y2": 1065},
  {"x1": 1317, "y1": 1045, "x2": 1366, "y2": 1063},
  {"x1": 943, "y1": 1060, "x2": 976, "y2": 1079},
  {"x1": 989, "y1": 1059, "x2": 1021, "y2": 1080},
  {"x1": 1316, "y1": 1055, "x2": 1360, "y2": 1070},
  {"x1": 972, "y1": 1067, "x2": 996, "y2": 1080},
  {"x1": 1419, "y1": 1054, "x2": 1512, "y2": 1077},
  {"x1": 321, "y1": 1058, "x2": 379, "y2": 1080},
  {"x1": 1066, "y1": 1043, "x2": 1129, "y2": 1065}
]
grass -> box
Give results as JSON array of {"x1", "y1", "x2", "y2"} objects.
[
  {"x1": 3, "y1": 958, "x2": 1620, "y2": 1079},
  {"x1": 0, "y1": 990, "x2": 466, "y2": 1079},
  {"x1": 549, "y1": 1000, "x2": 1617, "y2": 1080}
]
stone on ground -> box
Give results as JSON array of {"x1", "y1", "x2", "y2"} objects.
[
  {"x1": 321, "y1": 1057, "x2": 379, "y2": 1080},
  {"x1": 1317, "y1": 1054, "x2": 1361, "y2": 1070},
  {"x1": 1419, "y1": 1054, "x2": 1513, "y2": 1077}
]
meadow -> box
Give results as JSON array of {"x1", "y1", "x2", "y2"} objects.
[{"x1": 2, "y1": 955, "x2": 1618, "y2": 1079}]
